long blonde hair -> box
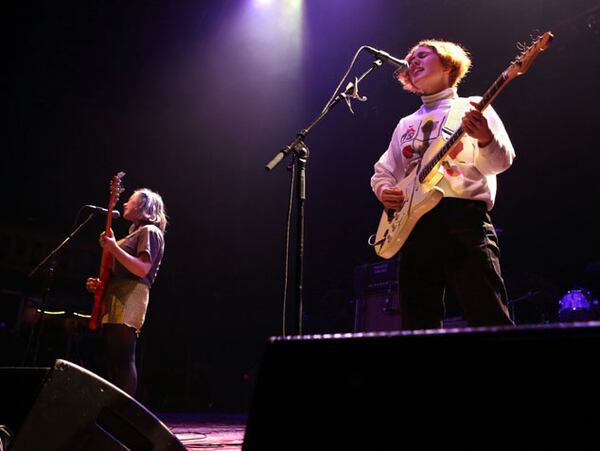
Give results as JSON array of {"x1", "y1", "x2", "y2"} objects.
[
  {"x1": 134, "y1": 188, "x2": 168, "y2": 232},
  {"x1": 397, "y1": 39, "x2": 472, "y2": 93}
]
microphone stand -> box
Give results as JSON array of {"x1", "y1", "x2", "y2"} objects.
[
  {"x1": 265, "y1": 59, "x2": 383, "y2": 336},
  {"x1": 23, "y1": 212, "x2": 97, "y2": 365}
]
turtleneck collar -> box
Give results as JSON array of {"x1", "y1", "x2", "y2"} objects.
[{"x1": 421, "y1": 87, "x2": 458, "y2": 108}]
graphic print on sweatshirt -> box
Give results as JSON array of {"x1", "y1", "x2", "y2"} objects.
[{"x1": 401, "y1": 114, "x2": 444, "y2": 176}]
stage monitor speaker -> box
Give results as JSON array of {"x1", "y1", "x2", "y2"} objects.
[
  {"x1": 242, "y1": 322, "x2": 600, "y2": 450},
  {"x1": 1, "y1": 359, "x2": 185, "y2": 451}
]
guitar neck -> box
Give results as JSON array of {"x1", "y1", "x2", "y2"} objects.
[
  {"x1": 105, "y1": 211, "x2": 114, "y2": 235},
  {"x1": 99, "y1": 205, "x2": 117, "y2": 277},
  {"x1": 479, "y1": 71, "x2": 510, "y2": 110},
  {"x1": 418, "y1": 71, "x2": 510, "y2": 183}
]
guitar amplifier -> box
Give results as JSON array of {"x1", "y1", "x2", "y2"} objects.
[
  {"x1": 353, "y1": 260, "x2": 402, "y2": 332},
  {"x1": 353, "y1": 260, "x2": 466, "y2": 331}
]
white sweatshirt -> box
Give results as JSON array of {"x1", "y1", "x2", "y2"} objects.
[{"x1": 371, "y1": 87, "x2": 515, "y2": 210}]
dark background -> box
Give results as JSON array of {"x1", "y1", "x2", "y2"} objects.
[{"x1": 2, "y1": 0, "x2": 599, "y2": 412}]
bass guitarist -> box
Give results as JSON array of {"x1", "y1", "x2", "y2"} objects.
[{"x1": 86, "y1": 187, "x2": 167, "y2": 396}]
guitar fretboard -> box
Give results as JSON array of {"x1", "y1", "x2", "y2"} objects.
[{"x1": 418, "y1": 71, "x2": 509, "y2": 183}]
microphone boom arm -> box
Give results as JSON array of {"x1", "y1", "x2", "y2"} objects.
[
  {"x1": 263, "y1": 53, "x2": 385, "y2": 336},
  {"x1": 265, "y1": 58, "x2": 383, "y2": 172},
  {"x1": 28, "y1": 213, "x2": 97, "y2": 278},
  {"x1": 24, "y1": 211, "x2": 98, "y2": 365}
]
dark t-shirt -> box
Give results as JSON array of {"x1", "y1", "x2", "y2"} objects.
[{"x1": 112, "y1": 224, "x2": 165, "y2": 286}]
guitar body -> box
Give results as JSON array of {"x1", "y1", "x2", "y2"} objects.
[
  {"x1": 373, "y1": 163, "x2": 444, "y2": 259},
  {"x1": 89, "y1": 250, "x2": 113, "y2": 330}
]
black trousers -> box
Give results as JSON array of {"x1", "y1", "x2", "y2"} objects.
[{"x1": 398, "y1": 197, "x2": 513, "y2": 330}]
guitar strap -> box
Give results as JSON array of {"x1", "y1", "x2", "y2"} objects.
[{"x1": 440, "y1": 97, "x2": 470, "y2": 143}]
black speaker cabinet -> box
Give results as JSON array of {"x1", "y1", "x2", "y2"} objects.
[
  {"x1": 243, "y1": 322, "x2": 600, "y2": 450},
  {"x1": 0, "y1": 359, "x2": 185, "y2": 450},
  {"x1": 354, "y1": 260, "x2": 402, "y2": 332}
]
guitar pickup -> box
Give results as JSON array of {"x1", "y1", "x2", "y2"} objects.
[{"x1": 386, "y1": 209, "x2": 395, "y2": 222}]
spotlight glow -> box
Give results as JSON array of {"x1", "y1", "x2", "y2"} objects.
[
  {"x1": 231, "y1": 0, "x2": 305, "y2": 74},
  {"x1": 254, "y1": 0, "x2": 273, "y2": 6}
]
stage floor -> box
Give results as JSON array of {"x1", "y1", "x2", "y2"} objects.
[{"x1": 159, "y1": 412, "x2": 246, "y2": 451}]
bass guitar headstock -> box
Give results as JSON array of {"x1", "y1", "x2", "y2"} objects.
[{"x1": 108, "y1": 171, "x2": 126, "y2": 211}]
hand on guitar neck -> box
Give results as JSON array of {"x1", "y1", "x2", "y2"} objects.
[
  {"x1": 99, "y1": 229, "x2": 119, "y2": 254},
  {"x1": 462, "y1": 101, "x2": 494, "y2": 147},
  {"x1": 86, "y1": 230, "x2": 119, "y2": 295}
]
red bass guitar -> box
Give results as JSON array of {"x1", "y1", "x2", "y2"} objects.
[{"x1": 89, "y1": 171, "x2": 125, "y2": 330}]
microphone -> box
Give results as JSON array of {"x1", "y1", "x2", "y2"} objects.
[
  {"x1": 363, "y1": 46, "x2": 409, "y2": 72},
  {"x1": 84, "y1": 205, "x2": 121, "y2": 219}
]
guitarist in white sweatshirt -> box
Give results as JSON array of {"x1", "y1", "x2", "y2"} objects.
[{"x1": 371, "y1": 39, "x2": 515, "y2": 330}]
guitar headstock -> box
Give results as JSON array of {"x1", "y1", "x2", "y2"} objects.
[
  {"x1": 506, "y1": 31, "x2": 553, "y2": 80},
  {"x1": 109, "y1": 171, "x2": 126, "y2": 209}
]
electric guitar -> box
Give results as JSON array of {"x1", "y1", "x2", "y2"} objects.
[
  {"x1": 89, "y1": 171, "x2": 126, "y2": 330},
  {"x1": 372, "y1": 32, "x2": 553, "y2": 259}
]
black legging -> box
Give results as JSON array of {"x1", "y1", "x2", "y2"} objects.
[{"x1": 103, "y1": 323, "x2": 138, "y2": 397}]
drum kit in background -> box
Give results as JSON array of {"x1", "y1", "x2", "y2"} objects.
[
  {"x1": 558, "y1": 259, "x2": 600, "y2": 323},
  {"x1": 558, "y1": 289, "x2": 600, "y2": 323},
  {"x1": 504, "y1": 266, "x2": 600, "y2": 325}
]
